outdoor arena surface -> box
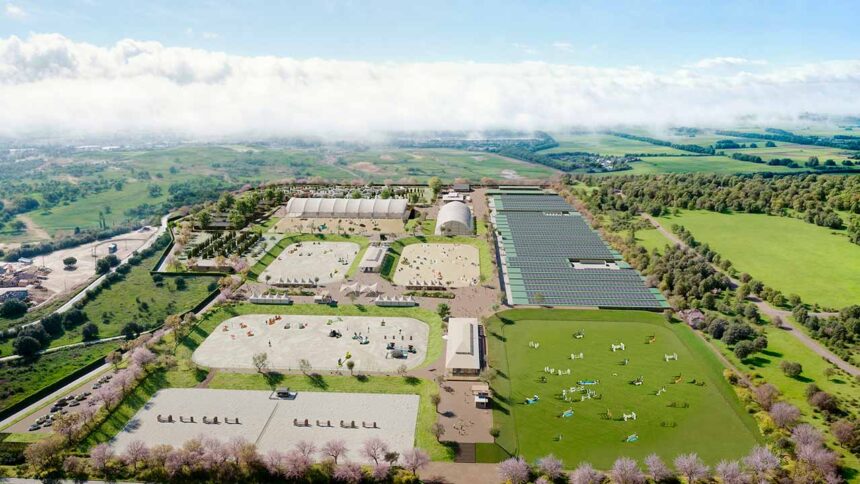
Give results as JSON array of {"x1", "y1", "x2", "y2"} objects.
[
  {"x1": 111, "y1": 388, "x2": 419, "y2": 459},
  {"x1": 393, "y1": 243, "x2": 480, "y2": 288},
  {"x1": 192, "y1": 315, "x2": 429, "y2": 372},
  {"x1": 274, "y1": 217, "x2": 406, "y2": 236},
  {"x1": 258, "y1": 241, "x2": 359, "y2": 285}
]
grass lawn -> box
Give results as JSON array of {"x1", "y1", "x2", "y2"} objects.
[
  {"x1": 621, "y1": 156, "x2": 799, "y2": 175},
  {"x1": 657, "y1": 210, "x2": 860, "y2": 309},
  {"x1": 207, "y1": 372, "x2": 453, "y2": 461},
  {"x1": 630, "y1": 228, "x2": 671, "y2": 254},
  {"x1": 709, "y1": 322, "x2": 860, "y2": 474},
  {"x1": 0, "y1": 342, "x2": 121, "y2": 412},
  {"x1": 541, "y1": 133, "x2": 692, "y2": 156},
  {"x1": 381, "y1": 235, "x2": 494, "y2": 283},
  {"x1": 486, "y1": 309, "x2": 761, "y2": 467},
  {"x1": 248, "y1": 233, "x2": 370, "y2": 281}
]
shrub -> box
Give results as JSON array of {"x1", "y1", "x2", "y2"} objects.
[
  {"x1": 82, "y1": 323, "x2": 100, "y2": 341},
  {"x1": 733, "y1": 340, "x2": 756, "y2": 360},
  {"x1": 0, "y1": 299, "x2": 27, "y2": 318},
  {"x1": 780, "y1": 361, "x2": 803, "y2": 378},
  {"x1": 13, "y1": 335, "x2": 41, "y2": 357}
]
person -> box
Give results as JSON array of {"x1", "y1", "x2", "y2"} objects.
[{"x1": 268, "y1": 340, "x2": 272, "y2": 347}]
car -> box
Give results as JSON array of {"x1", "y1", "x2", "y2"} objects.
[
  {"x1": 50, "y1": 406, "x2": 61, "y2": 413},
  {"x1": 92, "y1": 383, "x2": 101, "y2": 389},
  {"x1": 28, "y1": 424, "x2": 40, "y2": 431},
  {"x1": 75, "y1": 394, "x2": 87, "y2": 401},
  {"x1": 54, "y1": 400, "x2": 68, "y2": 407},
  {"x1": 68, "y1": 400, "x2": 80, "y2": 407}
]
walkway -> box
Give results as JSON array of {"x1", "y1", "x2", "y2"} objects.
[{"x1": 643, "y1": 214, "x2": 858, "y2": 377}]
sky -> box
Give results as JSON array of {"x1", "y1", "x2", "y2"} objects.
[{"x1": 0, "y1": 0, "x2": 859, "y2": 140}]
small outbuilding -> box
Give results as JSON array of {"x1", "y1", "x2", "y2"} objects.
[
  {"x1": 435, "y1": 201, "x2": 474, "y2": 236},
  {"x1": 358, "y1": 244, "x2": 388, "y2": 273},
  {"x1": 445, "y1": 317, "x2": 483, "y2": 378}
]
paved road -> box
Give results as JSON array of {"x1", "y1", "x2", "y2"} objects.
[{"x1": 643, "y1": 214, "x2": 858, "y2": 377}]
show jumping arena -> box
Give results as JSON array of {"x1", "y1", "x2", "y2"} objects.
[
  {"x1": 393, "y1": 243, "x2": 480, "y2": 288},
  {"x1": 111, "y1": 388, "x2": 419, "y2": 459},
  {"x1": 192, "y1": 315, "x2": 429, "y2": 372},
  {"x1": 258, "y1": 241, "x2": 359, "y2": 285}
]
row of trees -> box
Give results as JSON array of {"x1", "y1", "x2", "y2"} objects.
[
  {"x1": 574, "y1": 173, "x2": 859, "y2": 235},
  {"x1": 716, "y1": 128, "x2": 860, "y2": 151}
]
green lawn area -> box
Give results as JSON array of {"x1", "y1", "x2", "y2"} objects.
[
  {"x1": 486, "y1": 309, "x2": 760, "y2": 467},
  {"x1": 709, "y1": 322, "x2": 860, "y2": 474},
  {"x1": 657, "y1": 210, "x2": 860, "y2": 309},
  {"x1": 621, "y1": 156, "x2": 800, "y2": 175},
  {"x1": 248, "y1": 233, "x2": 370, "y2": 281},
  {"x1": 631, "y1": 228, "x2": 671, "y2": 254},
  {"x1": 381, "y1": 235, "x2": 494, "y2": 283},
  {"x1": 541, "y1": 133, "x2": 692, "y2": 156},
  {"x1": 0, "y1": 342, "x2": 121, "y2": 412}
]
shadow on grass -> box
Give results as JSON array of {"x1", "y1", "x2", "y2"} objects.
[
  {"x1": 264, "y1": 371, "x2": 285, "y2": 389},
  {"x1": 403, "y1": 376, "x2": 421, "y2": 386},
  {"x1": 306, "y1": 373, "x2": 328, "y2": 390},
  {"x1": 760, "y1": 349, "x2": 783, "y2": 358}
]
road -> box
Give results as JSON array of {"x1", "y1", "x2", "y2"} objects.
[{"x1": 642, "y1": 214, "x2": 859, "y2": 377}]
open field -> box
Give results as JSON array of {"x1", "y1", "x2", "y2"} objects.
[
  {"x1": 486, "y1": 309, "x2": 760, "y2": 467},
  {"x1": 723, "y1": 143, "x2": 854, "y2": 164},
  {"x1": 632, "y1": 227, "x2": 671, "y2": 254},
  {"x1": 709, "y1": 321, "x2": 860, "y2": 473},
  {"x1": 249, "y1": 233, "x2": 369, "y2": 281},
  {"x1": 382, "y1": 236, "x2": 493, "y2": 283},
  {"x1": 111, "y1": 388, "x2": 420, "y2": 459},
  {"x1": 658, "y1": 210, "x2": 860, "y2": 308},
  {"x1": 393, "y1": 243, "x2": 480, "y2": 288},
  {"x1": 541, "y1": 133, "x2": 692, "y2": 156},
  {"x1": 192, "y1": 314, "x2": 429, "y2": 372},
  {"x1": 621, "y1": 156, "x2": 800, "y2": 175},
  {"x1": 258, "y1": 241, "x2": 359, "y2": 285}
]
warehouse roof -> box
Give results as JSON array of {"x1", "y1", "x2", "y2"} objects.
[
  {"x1": 285, "y1": 198, "x2": 408, "y2": 219},
  {"x1": 445, "y1": 318, "x2": 481, "y2": 371}
]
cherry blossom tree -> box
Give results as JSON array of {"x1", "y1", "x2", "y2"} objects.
[
  {"x1": 537, "y1": 454, "x2": 564, "y2": 480},
  {"x1": 371, "y1": 461, "x2": 392, "y2": 481},
  {"x1": 402, "y1": 448, "x2": 430, "y2": 476},
  {"x1": 569, "y1": 462, "x2": 603, "y2": 484},
  {"x1": 611, "y1": 457, "x2": 645, "y2": 484},
  {"x1": 283, "y1": 449, "x2": 311, "y2": 479},
  {"x1": 769, "y1": 401, "x2": 801, "y2": 428},
  {"x1": 131, "y1": 346, "x2": 156, "y2": 367},
  {"x1": 714, "y1": 460, "x2": 746, "y2": 484},
  {"x1": 498, "y1": 456, "x2": 530, "y2": 484},
  {"x1": 792, "y1": 424, "x2": 825, "y2": 448},
  {"x1": 264, "y1": 450, "x2": 286, "y2": 476},
  {"x1": 674, "y1": 453, "x2": 710, "y2": 483},
  {"x1": 334, "y1": 462, "x2": 364, "y2": 483},
  {"x1": 361, "y1": 437, "x2": 389, "y2": 465},
  {"x1": 796, "y1": 444, "x2": 839, "y2": 479},
  {"x1": 322, "y1": 439, "x2": 348, "y2": 464},
  {"x1": 90, "y1": 443, "x2": 114, "y2": 475},
  {"x1": 644, "y1": 453, "x2": 673, "y2": 482},
  {"x1": 751, "y1": 383, "x2": 780, "y2": 411},
  {"x1": 124, "y1": 440, "x2": 150, "y2": 470},
  {"x1": 63, "y1": 455, "x2": 88, "y2": 481},
  {"x1": 743, "y1": 446, "x2": 779, "y2": 483},
  {"x1": 24, "y1": 437, "x2": 63, "y2": 474},
  {"x1": 295, "y1": 440, "x2": 317, "y2": 460}
]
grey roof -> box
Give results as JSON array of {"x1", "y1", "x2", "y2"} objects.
[{"x1": 285, "y1": 198, "x2": 408, "y2": 219}]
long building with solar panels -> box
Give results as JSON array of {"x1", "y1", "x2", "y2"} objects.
[{"x1": 489, "y1": 189, "x2": 668, "y2": 310}]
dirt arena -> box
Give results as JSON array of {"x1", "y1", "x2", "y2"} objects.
[
  {"x1": 393, "y1": 243, "x2": 480, "y2": 288},
  {"x1": 192, "y1": 314, "x2": 429, "y2": 372},
  {"x1": 258, "y1": 241, "x2": 359, "y2": 285},
  {"x1": 111, "y1": 388, "x2": 419, "y2": 459}
]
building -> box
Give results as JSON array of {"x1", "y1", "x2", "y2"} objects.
[
  {"x1": 445, "y1": 318, "x2": 483, "y2": 378},
  {"x1": 284, "y1": 198, "x2": 409, "y2": 221},
  {"x1": 452, "y1": 183, "x2": 471, "y2": 193},
  {"x1": 435, "y1": 201, "x2": 474, "y2": 236},
  {"x1": 0, "y1": 287, "x2": 28, "y2": 303},
  {"x1": 358, "y1": 244, "x2": 388, "y2": 273}
]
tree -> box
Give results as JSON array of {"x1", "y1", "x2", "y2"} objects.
[
  {"x1": 95, "y1": 258, "x2": 112, "y2": 274},
  {"x1": 401, "y1": 448, "x2": 430, "y2": 476},
  {"x1": 830, "y1": 419, "x2": 859, "y2": 452},
  {"x1": 714, "y1": 460, "x2": 745, "y2": 484},
  {"x1": 498, "y1": 457, "x2": 530, "y2": 484},
  {"x1": 24, "y1": 437, "x2": 63, "y2": 475},
  {"x1": 0, "y1": 299, "x2": 27, "y2": 318},
  {"x1": 430, "y1": 422, "x2": 445, "y2": 440},
  {"x1": 122, "y1": 322, "x2": 143, "y2": 340},
  {"x1": 361, "y1": 437, "x2": 388, "y2": 465},
  {"x1": 733, "y1": 340, "x2": 755, "y2": 359},
  {"x1": 175, "y1": 277, "x2": 187, "y2": 290},
  {"x1": 346, "y1": 359, "x2": 355, "y2": 376},
  {"x1": 570, "y1": 462, "x2": 603, "y2": 484},
  {"x1": 752, "y1": 383, "x2": 780, "y2": 410},
  {"x1": 321, "y1": 439, "x2": 347, "y2": 464},
  {"x1": 13, "y1": 335, "x2": 41, "y2": 357},
  {"x1": 611, "y1": 457, "x2": 645, "y2": 484},
  {"x1": 299, "y1": 358, "x2": 312, "y2": 375},
  {"x1": 252, "y1": 352, "x2": 270, "y2": 373},
  {"x1": 107, "y1": 350, "x2": 122, "y2": 370},
  {"x1": 63, "y1": 256, "x2": 77, "y2": 269},
  {"x1": 123, "y1": 440, "x2": 150, "y2": 470},
  {"x1": 644, "y1": 453, "x2": 673, "y2": 482},
  {"x1": 40, "y1": 313, "x2": 63, "y2": 336},
  {"x1": 436, "y1": 303, "x2": 450, "y2": 320},
  {"x1": 82, "y1": 322, "x2": 100, "y2": 341},
  {"x1": 52, "y1": 412, "x2": 83, "y2": 442},
  {"x1": 743, "y1": 446, "x2": 779, "y2": 483},
  {"x1": 428, "y1": 177, "x2": 442, "y2": 196},
  {"x1": 780, "y1": 360, "x2": 803, "y2": 378},
  {"x1": 537, "y1": 454, "x2": 564, "y2": 480},
  {"x1": 90, "y1": 443, "x2": 114, "y2": 475},
  {"x1": 131, "y1": 346, "x2": 156, "y2": 367},
  {"x1": 809, "y1": 391, "x2": 839, "y2": 413},
  {"x1": 333, "y1": 462, "x2": 364, "y2": 483},
  {"x1": 674, "y1": 453, "x2": 709, "y2": 483},
  {"x1": 770, "y1": 402, "x2": 801, "y2": 428}
]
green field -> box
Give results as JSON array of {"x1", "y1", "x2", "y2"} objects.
[
  {"x1": 631, "y1": 227, "x2": 671, "y2": 254},
  {"x1": 486, "y1": 309, "x2": 760, "y2": 467},
  {"x1": 658, "y1": 210, "x2": 860, "y2": 308},
  {"x1": 621, "y1": 156, "x2": 800, "y2": 175},
  {"x1": 723, "y1": 143, "x2": 854, "y2": 164},
  {"x1": 542, "y1": 133, "x2": 692, "y2": 156}
]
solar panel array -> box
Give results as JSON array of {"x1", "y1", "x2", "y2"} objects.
[{"x1": 492, "y1": 192, "x2": 667, "y2": 309}]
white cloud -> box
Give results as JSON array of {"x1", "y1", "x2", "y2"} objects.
[
  {"x1": 511, "y1": 43, "x2": 539, "y2": 56},
  {"x1": 4, "y1": 2, "x2": 26, "y2": 19},
  {"x1": 201, "y1": 32, "x2": 219, "y2": 40},
  {"x1": 689, "y1": 56, "x2": 768, "y2": 69},
  {"x1": 0, "y1": 34, "x2": 858, "y2": 141},
  {"x1": 552, "y1": 42, "x2": 575, "y2": 53}
]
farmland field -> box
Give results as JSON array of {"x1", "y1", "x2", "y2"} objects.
[
  {"x1": 657, "y1": 210, "x2": 860, "y2": 309},
  {"x1": 486, "y1": 309, "x2": 760, "y2": 467},
  {"x1": 622, "y1": 156, "x2": 800, "y2": 175},
  {"x1": 541, "y1": 133, "x2": 692, "y2": 156}
]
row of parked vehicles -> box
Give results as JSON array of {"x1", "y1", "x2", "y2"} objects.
[{"x1": 26, "y1": 372, "x2": 114, "y2": 431}]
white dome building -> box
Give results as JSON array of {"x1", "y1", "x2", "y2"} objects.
[{"x1": 435, "y1": 201, "x2": 474, "y2": 236}]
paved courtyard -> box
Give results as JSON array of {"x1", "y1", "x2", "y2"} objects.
[
  {"x1": 192, "y1": 314, "x2": 429, "y2": 372},
  {"x1": 393, "y1": 243, "x2": 480, "y2": 288},
  {"x1": 111, "y1": 388, "x2": 419, "y2": 459},
  {"x1": 274, "y1": 217, "x2": 406, "y2": 236},
  {"x1": 258, "y1": 241, "x2": 359, "y2": 284}
]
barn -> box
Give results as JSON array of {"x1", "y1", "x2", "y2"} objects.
[{"x1": 435, "y1": 201, "x2": 474, "y2": 236}]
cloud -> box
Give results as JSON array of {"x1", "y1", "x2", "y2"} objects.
[
  {"x1": 511, "y1": 43, "x2": 539, "y2": 56},
  {"x1": 201, "y1": 32, "x2": 220, "y2": 40},
  {"x1": 552, "y1": 42, "x2": 575, "y2": 53},
  {"x1": 689, "y1": 56, "x2": 767, "y2": 69},
  {"x1": 0, "y1": 34, "x2": 859, "y2": 141},
  {"x1": 4, "y1": 2, "x2": 26, "y2": 19}
]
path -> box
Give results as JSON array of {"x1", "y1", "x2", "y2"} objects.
[
  {"x1": 642, "y1": 214, "x2": 859, "y2": 377},
  {"x1": 422, "y1": 462, "x2": 499, "y2": 484},
  {"x1": 17, "y1": 214, "x2": 50, "y2": 241}
]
